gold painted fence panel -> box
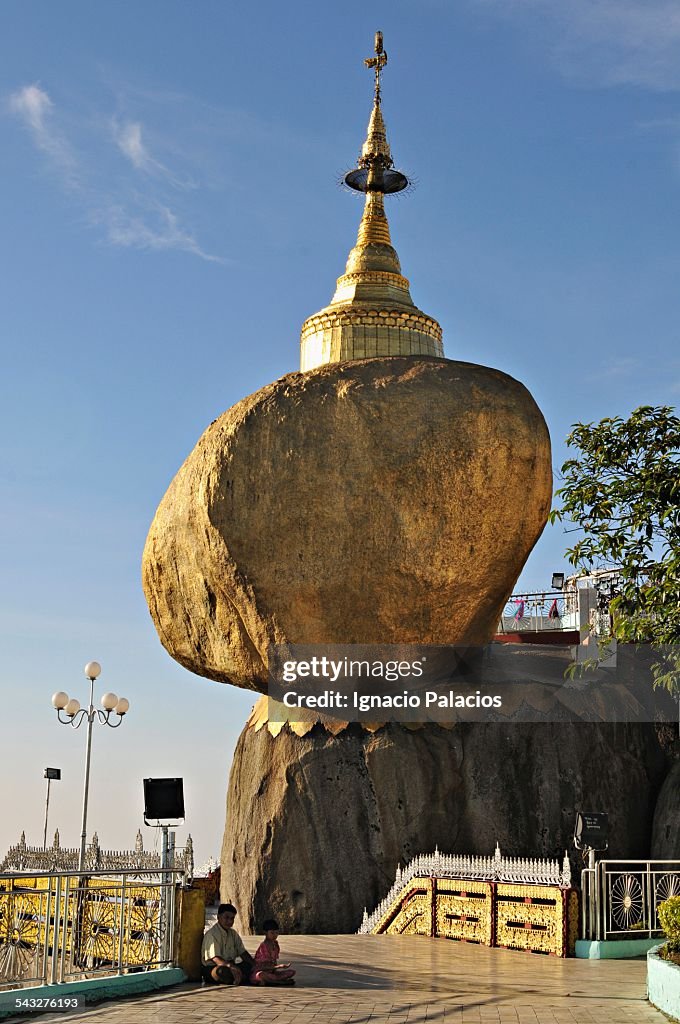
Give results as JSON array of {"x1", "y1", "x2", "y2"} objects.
[
  {"x1": 374, "y1": 879, "x2": 432, "y2": 937},
  {"x1": 435, "y1": 880, "x2": 493, "y2": 946},
  {"x1": 495, "y1": 883, "x2": 565, "y2": 955},
  {"x1": 373, "y1": 876, "x2": 577, "y2": 956}
]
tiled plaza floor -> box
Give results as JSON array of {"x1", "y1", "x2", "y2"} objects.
[{"x1": 13, "y1": 935, "x2": 674, "y2": 1024}]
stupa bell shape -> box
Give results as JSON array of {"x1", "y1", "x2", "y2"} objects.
[{"x1": 300, "y1": 41, "x2": 444, "y2": 372}]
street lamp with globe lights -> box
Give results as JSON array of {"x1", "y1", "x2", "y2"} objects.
[{"x1": 51, "y1": 661, "x2": 130, "y2": 871}]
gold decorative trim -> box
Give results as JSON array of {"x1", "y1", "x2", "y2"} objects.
[
  {"x1": 375, "y1": 879, "x2": 432, "y2": 935},
  {"x1": 300, "y1": 308, "x2": 442, "y2": 342},
  {"x1": 495, "y1": 883, "x2": 566, "y2": 956},
  {"x1": 335, "y1": 271, "x2": 410, "y2": 289},
  {"x1": 436, "y1": 881, "x2": 493, "y2": 946}
]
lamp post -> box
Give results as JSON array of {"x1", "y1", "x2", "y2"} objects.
[
  {"x1": 42, "y1": 767, "x2": 61, "y2": 850},
  {"x1": 51, "y1": 662, "x2": 130, "y2": 872}
]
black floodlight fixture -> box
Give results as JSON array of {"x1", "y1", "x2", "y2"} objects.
[
  {"x1": 551, "y1": 572, "x2": 565, "y2": 590},
  {"x1": 143, "y1": 777, "x2": 185, "y2": 826},
  {"x1": 44, "y1": 767, "x2": 61, "y2": 780},
  {"x1": 574, "y1": 811, "x2": 608, "y2": 852}
]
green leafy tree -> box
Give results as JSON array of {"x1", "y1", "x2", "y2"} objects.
[{"x1": 550, "y1": 405, "x2": 680, "y2": 690}]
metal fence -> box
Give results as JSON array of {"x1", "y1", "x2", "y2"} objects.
[
  {"x1": 581, "y1": 859, "x2": 680, "y2": 941},
  {"x1": 0, "y1": 868, "x2": 183, "y2": 990},
  {"x1": 359, "y1": 844, "x2": 572, "y2": 935},
  {"x1": 359, "y1": 845, "x2": 577, "y2": 957},
  {"x1": 1, "y1": 830, "x2": 193, "y2": 880},
  {"x1": 497, "y1": 592, "x2": 575, "y2": 634}
]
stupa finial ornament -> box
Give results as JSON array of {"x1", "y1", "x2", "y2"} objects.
[
  {"x1": 299, "y1": 32, "x2": 444, "y2": 371},
  {"x1": 365, "y1": 31, "x2": 387, "y2": 106},
  {"x1": 343, "y1": 31, "x2": 407, "y2": 196}
]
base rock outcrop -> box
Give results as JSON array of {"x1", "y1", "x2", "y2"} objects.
[
  {"x1": 221, "y1": 717, "x2": 667, "y2": 934},
  {"x1": 142, "y1": 356, "x2": 551, "y2": 690},
  {"x1": 652, "y1": 758, "x2": 680, "y2": 858}
]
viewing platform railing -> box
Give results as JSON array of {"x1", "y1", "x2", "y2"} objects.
[
  {"x1": 497, "y1": 592, "x2": 577, "y2": 634},
  {"x1": 0, "y1": 867, "x2": 184, "y2": 991},
  {"x1": 581, "y1": 858, "x2": 680, "y2": 941}
]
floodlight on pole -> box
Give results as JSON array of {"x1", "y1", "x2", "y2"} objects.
[{"x1": 42, "y1": 767, "x2": 61, "y2": 850}]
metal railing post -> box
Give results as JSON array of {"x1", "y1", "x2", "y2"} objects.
[
  {"x1": 596, "y1": 858, "x2": 604, "y2": 941},
  {"x1": 50, "y1": 874, "x2": 61, "y2": 985},
  {"x1": 117, "y1": 875, "x2": 126, "y2": 975},
  {"x1": 166, "y1": 834, "x2": 176, "y2": 965},
  {"x1": 59, "y1": 874, "x2": 71, "y2": 983},
  {"x1": 647, "y1": 862, "x2": 653, "y2": 937},
  {"x1": 586, "y1": 850, "x2": 595, "y2": 941},
  {"x1": 41, "y1": 882, "x2": 52, "y2": 985}
]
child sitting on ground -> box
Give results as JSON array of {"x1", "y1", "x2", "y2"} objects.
[{"x1": 251, "y1": 918, "x2": 296, "y2": 986}]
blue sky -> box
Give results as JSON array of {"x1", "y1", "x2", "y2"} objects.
[{"x1": 2, "y1": 0, "x2": 680, "y2": 868}]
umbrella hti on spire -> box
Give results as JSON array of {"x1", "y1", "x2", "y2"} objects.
[
  {"x1": 344, "y1": 32, "x2": 409, "y2": 196},
  {"x1": 300, "y1": 32, "x2": 443, "y2": 372}
]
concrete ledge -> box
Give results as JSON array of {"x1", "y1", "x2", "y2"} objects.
[
  {"x1": 0, "y1": 968, "x2": 187, "y2": 1019},
  {"x1": 647, "y1": 942, "x2": 680, "y2": 1022},
  {"x1": 576, "y1": 937, "x2": 661, "y2": 959}
]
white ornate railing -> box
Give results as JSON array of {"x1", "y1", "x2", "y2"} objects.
[
  {"x1": 358, "y1": 843, "x2": 572, "y2": 934},
  {"x1": 1, "y1": 831, "x2": 193, "y2": 881}
]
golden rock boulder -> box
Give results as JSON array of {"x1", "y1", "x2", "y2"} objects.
[{"x1": 142, "y1": 355, "x2": 552, "y2": 691}]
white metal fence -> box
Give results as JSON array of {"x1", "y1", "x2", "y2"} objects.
[
  {"x1": 0, "y1": 867, "x2": 183, "y2": 990},
  {"x1": 581, "y1": 859, "x2": 680, "y2": 941},
  {"x1": 497, "y1": 592, "x2": 575, "y2": 634}
]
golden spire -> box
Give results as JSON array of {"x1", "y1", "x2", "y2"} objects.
[{"x1": 300, "y1": 32, "x2": 444, "y2": 372}]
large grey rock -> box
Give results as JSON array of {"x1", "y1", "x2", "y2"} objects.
[
  {"x1": 142, "y1": 357, "x2": 551, "y2": 691},
  {"x1": 651, "y1": 759, "x2": 680, "y2": 858},
  {"x1": 220, "y1": 717, "x2": 667, "y2": 933}
]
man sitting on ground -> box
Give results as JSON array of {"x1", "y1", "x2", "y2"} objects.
[{"x1": 201, "y1": 903, "x2": 254, "y2": 985}]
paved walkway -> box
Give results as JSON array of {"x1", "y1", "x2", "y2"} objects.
[{"x1": 13, "y1": 935, "x2": 672, "y2": 1024}]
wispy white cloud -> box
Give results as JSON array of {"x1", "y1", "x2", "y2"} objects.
[
  {"x1": 95, "y1": 201, "x2": 224, "y2": 262},
  {"x1": 7, "y1": 84, "x2": 221, "y2": 262},
  {"x1": 9, "y1": 83, "x2": 51, "y2": 133},
  {"x1": 9, "y1": 83, "x2": 79, "y2": 183},
  {"x1": 112, "y1": 119, "x2": 196, "y2": 189},
  {"x1": 477, "y1": 0, "x2": 680, "y2": 90},
  {"x1": 598, "y1": 356, "x2": 640, "y2": 379},
  {"x1": 115, "y1": 120, "x2": 150, "y2": 170}
]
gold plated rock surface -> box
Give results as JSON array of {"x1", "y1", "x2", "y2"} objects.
[{"x1": 142, "y1": 357, "x2": 552, "y2": 692}]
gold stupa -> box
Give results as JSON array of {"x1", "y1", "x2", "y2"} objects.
[{"x1": 300, "y1": 32, "x2": 444, "y2": 372}]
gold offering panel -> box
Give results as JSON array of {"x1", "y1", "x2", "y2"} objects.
[
  {"x1": 435, "y1": 881, "x2": 493, "y2": 946},
  {"x1": 495, "y1": 884, "x2": 565, "y2": 956},
  {"x1": 374, "y1": 877, "x2": 575, "y2": 957}
]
